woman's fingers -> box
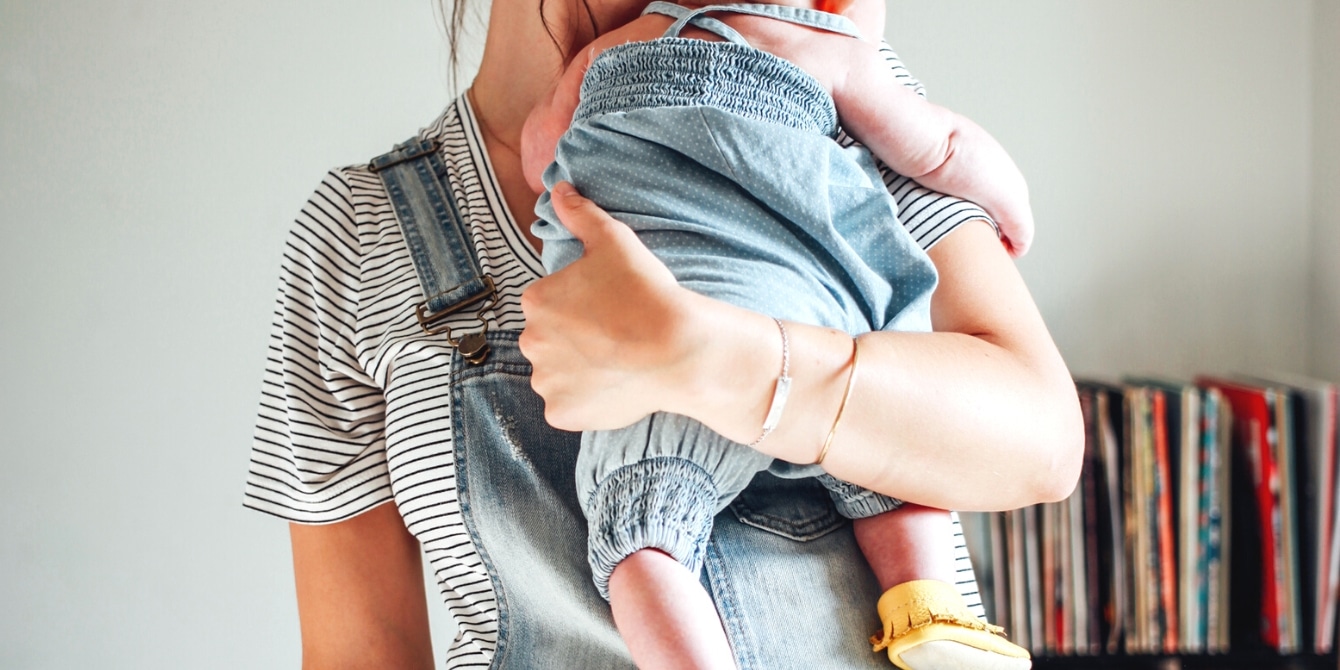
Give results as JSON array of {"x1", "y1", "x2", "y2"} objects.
[
  {"x1": 548, "y1": 181, "x2": 624, "y2": 249},
  {"x1": 520, "y1": 183, "x2": 691, "y2": 431}
]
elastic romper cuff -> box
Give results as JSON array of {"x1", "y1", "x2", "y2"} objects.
[{"x1": 586, "y1": 456, "x2": 719, "y2": 600}]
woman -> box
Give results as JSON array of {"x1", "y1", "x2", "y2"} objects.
[{"x1": 243, "y1": 0, "x2": 1083, "y2": 666}]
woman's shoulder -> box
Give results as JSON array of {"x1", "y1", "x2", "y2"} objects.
[
  {"x1": 287, "y1": 100, "x2": 481, "y2": 256},
  {"x1": 290, "y1": 98, "x2": 540, "y2": 335}
]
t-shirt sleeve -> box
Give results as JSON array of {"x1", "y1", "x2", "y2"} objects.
[
  {"x1": 244, "y1": 168, "x2": 394, "y2": 524},
  {"x1": 839, "y1": 42, "x2": 1000, "y2": 251}
]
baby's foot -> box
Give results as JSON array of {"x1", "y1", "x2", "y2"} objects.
[{"x1": 869, "y1": 579, "x2": 1030, "y2": 670}]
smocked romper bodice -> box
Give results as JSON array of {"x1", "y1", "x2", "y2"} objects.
[{"x1": 575, "y1": 3, "x2": 841, "y2": 135}]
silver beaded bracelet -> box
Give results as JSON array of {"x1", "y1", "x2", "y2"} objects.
[{"x1": 749, "y1": 317, "x2": 792, "y2": 447}]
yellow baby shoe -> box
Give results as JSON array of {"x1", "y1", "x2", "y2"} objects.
[{"x1": 869, "y1": 579, "x2": 1031, "y2": 670}]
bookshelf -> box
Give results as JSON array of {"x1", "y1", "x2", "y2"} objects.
[
  {"x1": 1033, "y1": 652, "x2": 1333, "y2": 670},
  {"x1": 884, "y1": 4, "x2": 1340, "y2": 670},
  {"x1": 964, "y1": 378, "x2": 1340, "y2": 670}
]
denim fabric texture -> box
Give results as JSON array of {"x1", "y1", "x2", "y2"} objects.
[
  {"x1": 454, "y1": 335, "x2": 896, "y2": 668},
  {"x1": 451, "y1": 333, "x2": 632, "y2": 668},
  {"x1": 371, "y1": 138, "x2": 494, "y2": 316},
  {"x1": 533, "y1": 2, "x2": 936, "y2": 601}
]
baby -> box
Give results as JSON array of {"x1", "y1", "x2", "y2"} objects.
[{"x1": 521, "y1": 0, "x2": 1033, "y2": 667}]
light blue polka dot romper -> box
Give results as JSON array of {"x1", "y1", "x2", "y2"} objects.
[{"x1": 532, "y1": 1, "x2": 940, "y2": 599}]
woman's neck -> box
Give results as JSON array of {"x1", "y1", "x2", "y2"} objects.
[
  {"x1": 472, "y1": 0, "x2": 646, "y2": 146},
  {"x1": 470, "y1": 0, "x2": 649, "y2": 246},
  {"x1": 466, "y1": 82, "x2": 542, "y2": 251}
]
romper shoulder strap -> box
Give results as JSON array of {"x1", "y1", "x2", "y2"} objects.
[
  {"x1": 368, "y1": 137, "x2": 498, "y2": 364},
  {"x1": 643, "y1": 1, "x2": 863, "y2": 43},
  {"x1": 644, "y1": 1, "x2": 749, "y2": 44}
]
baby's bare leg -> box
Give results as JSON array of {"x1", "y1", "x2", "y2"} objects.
[
  {"x1": 853, "y1": 503, "x2": 957, "y2": 590},
  {"x1": 608, "y1": 548, "x2": 737, "y2": 670},
  {"x1": 855, "y1": 505, "x2": 1030, "y2": 670}
]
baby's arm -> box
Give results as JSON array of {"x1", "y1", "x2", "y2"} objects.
[{"x1": 833, "y1": 43, "x2": 1034, "y2": 256}]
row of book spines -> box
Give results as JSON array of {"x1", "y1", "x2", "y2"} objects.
[{"x1": 1013, "y1": 377, "x2": 1340, "y2": 657}]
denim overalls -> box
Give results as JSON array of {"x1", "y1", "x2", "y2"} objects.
[
  {"x1": 532, "y1": 1, "x2": 941, "y2": 601},
  {"x1": 370, "y1": 126, "x2": 929, "y2": 666}
]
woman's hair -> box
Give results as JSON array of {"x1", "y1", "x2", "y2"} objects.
[
  {"x1": 436, "y1": 0, "x2": 472, "y2": 89},
  {"x1": 549, "y1": 0, "x2": 600, "y2": 62},
  {"x1": 436, "y1": 0, "x2": 598, "y2": 83}
]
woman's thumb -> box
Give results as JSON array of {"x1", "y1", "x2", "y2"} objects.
[{"x1": 551, "y1": 181, "x2": 619, "y2": 247}]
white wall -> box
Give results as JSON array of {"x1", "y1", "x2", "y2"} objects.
[
  {"x1": 0, "y1": 1, "x2": 1325, "y2": 667},
  {"x1": 0, "y1": 1, "x2": 462, "y2": 667},
  {"x1": 1311, "y1": 0, "x2": 1340, "y2": 379},
  {"x1": 888, "y1": 0, "x2": 1315, "y2": 380}
]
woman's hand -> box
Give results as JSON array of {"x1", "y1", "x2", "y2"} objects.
[{"x1": 519, "y1": 182, "x2": 702, "y2": 431}]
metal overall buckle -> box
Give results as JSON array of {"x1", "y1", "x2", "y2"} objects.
[{"x1": 415, "y1": 275, "x2": 498, "y2": 365}]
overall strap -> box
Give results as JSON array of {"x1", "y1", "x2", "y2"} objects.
[
  {"x1": 368, "y1": 137, "x2": 497, "y2": 364},
  {"x1": 644, "y1": 1, "x2": 864, "y2": 43}
]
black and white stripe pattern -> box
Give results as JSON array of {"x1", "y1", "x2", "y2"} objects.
[
  {"x1": 246, "y1": 100, "x2": 538, "y2": 665},
  {"x1": 246, "y1": 53, "x2": 991, "y2": 663},
  {"x1": 859, "y1": 42, "x2": 999, "y2": 249}
]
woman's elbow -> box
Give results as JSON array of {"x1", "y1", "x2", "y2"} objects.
[{"x1": 1026, "y1": 382, "x2": 1086, "y2": 504}]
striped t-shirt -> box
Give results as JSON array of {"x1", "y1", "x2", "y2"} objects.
[{"x1": 244, "y1": 46, "x2": 993, "y2": 668}]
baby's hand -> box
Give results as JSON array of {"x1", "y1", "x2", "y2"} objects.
[{"x1": 993, "y1": 203, "x2": 1034, "y2": 258}]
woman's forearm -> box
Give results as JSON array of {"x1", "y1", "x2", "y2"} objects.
[
  {"x1": 662, "y1": 222, "x2": 1083, "y2": 511},
  {"x1": 521, "y1": 189, "x2": 1083, "y2": 512}
]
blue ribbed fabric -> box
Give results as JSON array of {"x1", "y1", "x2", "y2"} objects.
[
  {"x1": 574, "y1": 38, "x2": 838, "y2": 136},
  {"x1": 585, "y1": 457, "x2": 720, "y2": 600}
]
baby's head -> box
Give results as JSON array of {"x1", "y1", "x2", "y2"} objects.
[
  {"x1": 680, "y1": 0, "x2": 886, "y2": 41},
  {"x1": 818, "y1": 0, "x2": 885, "y2": 42},
  {"x1": 792, "y1": 0, "x2": 886, "y2": 42},
  {"x1": 812, "y1": 0, "x2": 852, "y2": 13},
  {"x1": 713, "y1": 0, "x2": 853, "y2": 10}
]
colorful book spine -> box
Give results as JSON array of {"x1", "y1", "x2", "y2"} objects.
[{"x1": 1152, "y1": 390, "x2": 1179, "y2": 653}]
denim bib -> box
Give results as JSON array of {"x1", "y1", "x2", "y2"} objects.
[{"x1": 372, "y1": 137, "x2": 902, "y2": 668}]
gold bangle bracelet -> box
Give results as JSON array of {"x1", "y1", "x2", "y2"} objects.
[{"x1": 816, "y1": 336, "x2": 860, "y2": 465}]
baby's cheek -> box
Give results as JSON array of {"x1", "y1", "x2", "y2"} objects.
[{"x1": 520, "y1": 111, "x2": 566, "y2": 193}]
